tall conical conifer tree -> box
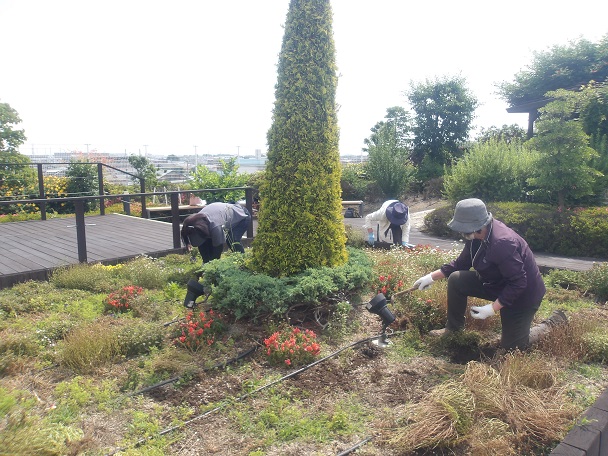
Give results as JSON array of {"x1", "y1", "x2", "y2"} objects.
[{"x1": 251, "y1": 0, "x2": 346, "y2": 277}]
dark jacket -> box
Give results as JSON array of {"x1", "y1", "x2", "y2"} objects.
[{"x1": 440, "y1": 219, "x2": 545, "y2": 309}]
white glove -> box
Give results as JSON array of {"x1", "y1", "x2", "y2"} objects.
[
  {"x1": 470, "y1": 303, "x2": 495, "y2": 320},
  {"x1": 413, "y1": 273, "x2": 434, "y2": 290}
]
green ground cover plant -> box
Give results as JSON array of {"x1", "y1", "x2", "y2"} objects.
[{"x1": 0, "y1": 246, "x2": 607, "y2": 455}]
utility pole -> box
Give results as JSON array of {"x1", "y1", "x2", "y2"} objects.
[{"x1": 194, "y1": 145, "x2": 198, "y2": 167}]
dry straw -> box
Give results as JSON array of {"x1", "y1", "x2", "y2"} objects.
[{"x1": 389, "y1": 351, "x2": 580, "y2": 453}]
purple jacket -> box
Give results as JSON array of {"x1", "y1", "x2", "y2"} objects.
[{"x1": 440, "y1": 219, "x2": 545, "y2": 309}]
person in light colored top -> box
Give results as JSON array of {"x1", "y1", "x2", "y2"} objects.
[{"x1": 364, "y1": 200, "x2": 411, "y2": 246}]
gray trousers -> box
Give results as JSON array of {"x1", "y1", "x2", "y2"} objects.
[{"x1": 446, "y1": 270, "x2": 539, "y2": 350}]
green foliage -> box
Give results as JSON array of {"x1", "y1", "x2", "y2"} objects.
[
  {"x1": 475, "y1": 124, "x2": 527, "y2": 144},
  {"x1": 50, "y1": 263, "x2": 121, "y2": 293},
  {"x1": 582, "y1": 327, "x2": 608, "y2": 364},
  {"x1": 365, "y1": 121, "x2": 416, "y2": 198},
  {"x1": 584, "y1": 262, "x2": 608, "y2": 301},
  {"x1": 0, "y1": 150, "x2": 37, "y2": 215},
  {"x1": 63, "y1": 160, "x2": 99, "y2": 212},
  {"x1": 423, "y1": 202, "x2": 608, "y2": 258},
  {"x1": 340, "y1": 162, "x2": 371, "y2": 200},
  {"x1": 528, "y1": 88, "x2": 602, "y2": 209},
  {"x1": 0, "y1": 101, "x2": 27, "y2": 153},
  {"x1": 202, "y1": 248, "x2": 372, "y2": 320},
  {"x1": 0, "y1": 280, "x2": 87, "y2": 316},
  {"x1": 251, "y1": 0, "x2": 347, "y2": 277},
  {"x1": 407, "y1": 75, "x2": 478, "y2": 179},
  {"x1": 189, "y1": 157, "x2": 250, "y2": 203},
  {"x1": 116, "y1": 320, "x2": 165, "y2": 358},
  {"x1": 59, "y1": 319, "x2": 121, "y2": 373},
  {"x1": 119, "y1": 255, "x2": 172, "y2": 289},
  {"x1": 128, "y1": 155, "x2": 158, "y2": 189},
  {"x1": 443, "y1": 139, "x2": 538, "y2": 203},
  {"x1": 496, "y1": 34, "x2": 608, "y2": 107}
]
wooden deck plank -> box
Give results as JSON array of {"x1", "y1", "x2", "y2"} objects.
[
  {"x1": 0, "y1": 212, "x2": 603, "y2": 290},
  {"x1": 0, "y1": 214, "x2": 180, "y2": 288}
]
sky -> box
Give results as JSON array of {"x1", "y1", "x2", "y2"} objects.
[{"x1": 1, "y1": 0, "x2": 607, "y2": 158}]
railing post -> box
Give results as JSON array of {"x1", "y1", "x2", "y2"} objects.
[
  {"x1": 37, "y1": 164, "x2": 47, "y2": 221},
  {"x1": 97, "y1": 163, "x2": 105, "y2": 216},
  {"x1": 122, "y1": 192, "x2": 131, "y2": 216},
  {"x1": 74, "y1": 200, "x2": 88, "y2": 263},
  {"x1": 140, "y1": 178, "x2": 147, "y2": 218},
  {"x1": 170, "y1": 192, "x2": 182, "y2": 249},
  {"x1": 245, "y1": 187, "x2": 254, "y2": 238}
]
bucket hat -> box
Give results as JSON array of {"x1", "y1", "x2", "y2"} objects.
[
  {"x1": 447, "y1": 198, "x2": 492, "y2": 233},
  {"x1": 385, "y1": 201, "x2": 408, "y2": 225}
]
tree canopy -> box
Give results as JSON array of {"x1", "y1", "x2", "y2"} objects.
[
  {"x1": 406, "y1": 75, "x2": 478, "y2": 180},
  {"x1": 0, "y1": 102, "x2": 26, "y2": 154},
  {"x1": 496, "y1": 34, "x2": 608, "y2": 108}
]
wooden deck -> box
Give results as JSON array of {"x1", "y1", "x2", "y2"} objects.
[
  {"x1": 0, "y1": 214, "x2": 182, "y2": 288},
  {"x1": 0, "y1": 213, "x2": 603, "y2": 289}
]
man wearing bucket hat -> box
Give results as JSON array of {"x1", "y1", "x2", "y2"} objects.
[
  {"x1": 412, "y1": 198, "x2": 545, "y2": 350},
  {"x1": 364, "y1": 200, "x2": 411, "y2": 247},
  {"x1": 181, "y1": 202, "x2": 251, "y2": 264}
]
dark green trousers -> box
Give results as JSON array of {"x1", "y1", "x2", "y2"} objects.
[{"x1": 446, "y1": 270, "x2": 540, "y2": 350}]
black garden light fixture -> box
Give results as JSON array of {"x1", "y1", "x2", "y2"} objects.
[{"x1": 183, "y1": 279, "x2": 207, "y2": 309}]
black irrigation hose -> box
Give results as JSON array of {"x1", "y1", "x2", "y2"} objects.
[
  {"x1": 336, "y1": 436, "x2": 373, "y2": 456},
  {"x1": 126, "y1": 345, "x2": 257, "y2": 397},
  {"x1": 105, "y1": 330, "x2": 407, "y2": 456}
]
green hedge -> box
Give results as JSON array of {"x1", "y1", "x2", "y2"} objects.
[{"x1": 423, "y1": 202, "x2": 608, "y2": 258}]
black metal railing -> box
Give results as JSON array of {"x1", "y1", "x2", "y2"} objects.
[
  {"x1": 0, "y1": 187, "x2": 254, "y2": 264},
  {"x1": 0, "y1": 162, "x2": 145, "y2": 219}
]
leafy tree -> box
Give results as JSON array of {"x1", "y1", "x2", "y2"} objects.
[
  {"x1": 0, "y1": 102, "x2": 35, "y2": 214},
  {"x1": 496, "y1": 34, "x2": 608, "y2": 108},
  {"x1": 528, "y1": 88, "x2": 602, "y2": 210},
  {"x1": 475, "y1": 124, "x2": 527, "y2": 144},
  {"x1": 251, "y1": 0, "x2": 347, "y2": 277},
  {"x1": 189, "y1": 157, "x2": 249, "y2": 203},
  {"x1": 64, "y1": 161, "x2": 99, "y2": 213},
  {"x1": 127, "y1": 155, "x2": 158, "y2": 190},
  {"x1": 365, "y1": 121, "x2": 415, "y2": 199},
  {"x1": 407, "y1": 76, "x2": 478, "y2": 180},
  {"x1": 0, "y1": 102, "x2": 26, "y2": 154},
  {"x1": 363, "y1": 106, "x2": 413, "y2": 152}
]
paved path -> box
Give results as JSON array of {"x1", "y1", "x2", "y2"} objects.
[{"x1": 340, "y1": 210, "x2": 602, "y2": 272}]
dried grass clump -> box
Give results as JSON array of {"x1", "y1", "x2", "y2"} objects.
[
  {"x1": 60, "y1": 319, "x2": 121, "y2": 373},
  {"x1": 390, "y1": 352, "x2": 580, "y2": 454},
  {"x1": 464, "y1": 352, "x2": 580, "y2": 448},
  {"x1": 389, "y1": 380, "x2": 474, "y2": 451},
  {"x1": 535, "y1": 312, "x2": 594, "y2": 360},
  {"x1": 468, "y1": 417, "x2": 516, "y2": 456}
]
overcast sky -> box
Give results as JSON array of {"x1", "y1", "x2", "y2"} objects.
[{"x1": 1, "y1": 0, "x2": 607, "y2": 158}]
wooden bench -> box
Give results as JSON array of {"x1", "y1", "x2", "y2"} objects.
[
  {"x1": 341, "y1": 200, "x2": 363, "y2": 217},
  {"x1": 145, "y1": 205, "x2": 204, "y2": 220}
]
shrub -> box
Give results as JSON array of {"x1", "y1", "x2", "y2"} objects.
[
  {"x1": 263, "y1": 326, "x2": 321, "y2": 367},
  {"x1": 116, "y1": 320, "x2": 165, "y2": 358},
  {"x1": 60, "y1": 320, "x2": 121, "y2": 373},
  {"x1": 340, "y1": 162, "x2": 371, "y2": 200},
  {"x1": 50, "y1": 264, "x2": 119, "y2": 293},
  {"x1": 202, "y1": 248, "x2": 372, "y2": 320},
  {"x1": 443, "y1": 139, "x2": 537, "y2": 203},
  {"x1": 585, "y1": 262, "x2": 608, "y2": 301},
  {"x1": 171, "y1": 310, "x2": 226, "y2": 353},
  {"x1": 120, "y1": 255, "x2": 170, "y2": 289},
  {"x1": 103, "y1": 285, "x2": 144, "y2": 313}
]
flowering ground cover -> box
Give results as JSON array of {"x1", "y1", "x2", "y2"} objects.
[{"x1": 0, "y1": 249, "x2": 608, "y2": 455}]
